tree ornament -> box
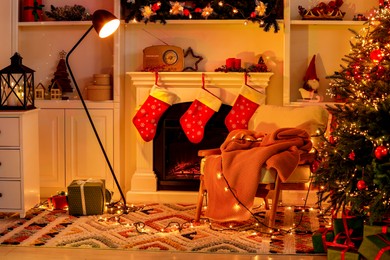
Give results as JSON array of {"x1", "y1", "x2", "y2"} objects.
[
  {"x1": 310, "y1": 160, "x2": 321, "y2": 173},
  {"x1": 357, "y1": 180, "x2": 366, "y2": 190},
  {"x1": 348, "y1": 150, "x2": 355, "y2": 160},
  {"x1": 374, "y1": 145, "x2": 388, "y2": 160},
  {"x1": 370, "y1": 49, "x2": 383, "y2": 63}
]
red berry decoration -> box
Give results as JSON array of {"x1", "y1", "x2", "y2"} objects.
[
  {"x1": 375, "y1": 145, "x2": 388, "y2": 160},
  {"x1": 357, "y1": 180, "x2": 366, "y2": 190}
]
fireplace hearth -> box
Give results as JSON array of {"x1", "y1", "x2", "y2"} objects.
[
  {"x1": 153, "y1": 102, "x2": 231, "y2": 191},
  {"x1": 126, "y1": 72, "x2": 272, "y2": 203}
]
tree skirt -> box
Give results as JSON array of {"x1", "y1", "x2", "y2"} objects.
[{"x1": 0, "y1": 203, "x2": 327, "y2": 255}]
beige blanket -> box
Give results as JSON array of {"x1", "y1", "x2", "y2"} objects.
[{"x1": 203, "y1": 128, "x2": 313, "y2": 221}]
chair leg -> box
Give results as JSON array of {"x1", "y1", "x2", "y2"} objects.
[
  {"x1": 264, "y1": 196, "x2": 270, "y2": 210},
  {"x1": 195, "y1": 176, "x2": 205, "y2": 222},
  {"x1": 269, "y1": 176, "x2": 282, "y2": 228}
]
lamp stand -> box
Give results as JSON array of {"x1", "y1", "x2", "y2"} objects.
[{"x1": 65, "y1": 25, "x2": 127, "y2": 208}]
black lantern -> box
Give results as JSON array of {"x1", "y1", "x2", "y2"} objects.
[{"x1": 0, "y1": 52, "x2": 35, "y2": 110}]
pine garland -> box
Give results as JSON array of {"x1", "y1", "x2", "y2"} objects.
[{"x1": 121, "y1": 0, "x2": 282, "y2": 32}]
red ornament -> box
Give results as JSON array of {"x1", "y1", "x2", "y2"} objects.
[
  {"x1": 250, "y1": 12, "x2": 257, "y2": 18},
  {"x1": 183, "y1": 9, "x2": 190, "y2": 17},
  {"x1": 329, "y1": 135, "x2": 336, "y2": 144},
  {"x1": 375, "y1": 145, "x2": 388, "y2": 160},
  {"x1": 357, "y1": 180, "x2": 366, "y2": 190},
  {"x1": 310, "y1": 160, "x2": 321, "y2": 173},
  {"x1": 152, "y1": 3, "x2": 161, "y2": 12},
  {"x1": 348, "y1": 151, "x2": 355, "y2": 161},
  {"x1": 370, "y1": 49, "x2": 383, "y2": 63}
]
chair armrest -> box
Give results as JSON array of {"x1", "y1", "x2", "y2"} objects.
[{"x1": 198, "y1": 148, "x2": 221, "y2": 157}]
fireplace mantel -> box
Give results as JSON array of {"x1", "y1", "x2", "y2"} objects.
[{"x1": 126, "y1": 72, "x2": 273, "y2": 203}]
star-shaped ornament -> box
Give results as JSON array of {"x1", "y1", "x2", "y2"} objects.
[{"x1": 183, "y1": 47, "x2": 203, "y2": 71}]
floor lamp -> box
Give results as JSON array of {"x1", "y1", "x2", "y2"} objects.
[{"x1": 64, "y1": 10, "x2": 127, "y2": 208}]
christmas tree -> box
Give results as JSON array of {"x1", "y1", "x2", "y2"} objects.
[
  {"x1": 51, "y1": 50, "x2": 73, "y2": 93},
  {"x1": 313, "y1": 3, "x2": 390, "y2": 224}
]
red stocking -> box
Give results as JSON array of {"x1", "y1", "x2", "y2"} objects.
[
  {"x1": 225, "y1": 85, "x2": 265, "y2": 131},
  {"x1": 133, "y1": 85, "x2": 177, "y2": 142},
  {"x1": 180, "y1": 89, "x2": 222, "y2": 144}
]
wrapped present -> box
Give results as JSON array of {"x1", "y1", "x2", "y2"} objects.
[
  {"x1": 327, "y1": 247, "x2": 361, "y2": 260},
  {"x1": 312, "y1": 227, "x2": 334, "y2": 253},
  {"x1": 48, "y1": 194, "x2": 68, "y2": 210},
  {"x1": 358, "y1": 233, "x2": 390, "y2": 260},
  {"x1": 22, "y1": 0, "x2": 44, "y2": 22},
  {"x1": 67, "y1": 179, "x2": 106, "y2": 216},
  {"x1": 333, "y1": 215, "x2": 364, "y2": 246},
  {"x1": 362, "y1": 224, "x2": 390, "y2": 237}
]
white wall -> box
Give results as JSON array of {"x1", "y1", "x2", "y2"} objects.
[{"x1": 0, "y1": 0, "x2": 12, "y2": 68}]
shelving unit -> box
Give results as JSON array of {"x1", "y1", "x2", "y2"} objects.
[
  {"x1": 9, "y1": 0, "x2": 122, "y2": 198},
  {"x1": 284, "y1": 0, "x2": 377, "y2": 105}
]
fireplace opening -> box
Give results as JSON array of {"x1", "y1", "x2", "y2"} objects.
[{"x1": 153, "y1": 102, "x2": 231, "y2": 191}]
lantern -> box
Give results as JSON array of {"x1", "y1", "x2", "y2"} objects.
[{"x1": 0, "y1": 52, "x2": 35, "y2": 110}]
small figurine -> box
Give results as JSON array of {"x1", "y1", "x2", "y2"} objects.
[{"x1": 299, "y1": 55, "x2": 321, "y2": 101}]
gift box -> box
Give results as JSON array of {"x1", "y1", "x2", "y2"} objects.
[
  {"x1": 333, "y1": 215, "x2": 364, "y2": 246},
  {"x1": 22, "y1": 0, "x2": 44, "y2": 22},
  {"x1": 312, "y1": 228, "x2": 334, "y2": 253},
  {"x1": 358, "y1": 233, "x2": 390, "y2": 260},
  {"x1": 327, "y1": 247, "x2": 361, "y2": 260},
  {"x1": 48, "y1": 195, "x2": 68, "y2": 210},
  {"x1": 362, "y1": 224, "x2": 390, "y2": 237},
  {"x1": 67, "y1": 179, "x2": 106, "y2": 216}
]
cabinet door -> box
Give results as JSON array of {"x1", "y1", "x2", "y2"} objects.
[
  {"x1": 65, "y1": 109, "x2": 114, "y2": 189},
  {"x1": 38, "y1": 109, "x2": 65, "y2": 187}
]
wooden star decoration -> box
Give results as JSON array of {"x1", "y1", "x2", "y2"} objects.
[{"x1": 183, "y1": 47, "x2": 203, "y2": 71}]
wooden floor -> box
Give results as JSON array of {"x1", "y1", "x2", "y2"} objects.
[{"x1": 0, "y1": 247, "x2": 327, "y2": 259}]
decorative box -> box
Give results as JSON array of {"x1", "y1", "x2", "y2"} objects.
[
  {"x1": 358, "y1": 233, "x2": 390, "y2": 260},
  {"x1": 67, "y1": 179, "x2": 106, "y2": 216},
  {"x1": 333, "y1": 216, "x2": 364, "y2": 246},
  {"x1": 312, "y1": 227, "x2": 334, "y2": 253},
  {"x1": 327, "y1": 247, "x2": 361, "y2": 260},
  {"x1": 22, "y1": 0, "x2": 44, "y2": 22},
  {"x1": 361, "y1": 224, "x2": 390, "y2": 237},
  {"x1": 48, "y1": 195, "x2": 68, "y2": 210}
]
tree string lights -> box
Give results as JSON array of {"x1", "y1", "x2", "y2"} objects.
[
  {"x1": 313, "y1": 3, "x2": 390, "y2": 224},
  {"x1": 121, "y1": 0, "x2": 282, "y2": 32}
]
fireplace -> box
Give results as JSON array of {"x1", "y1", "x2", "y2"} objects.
[
  {"x1": 126, "y1": 72, "x2": 272, "y2": 203},
  {"x1": 153, "y1": 102, "x2": 231, "y2": 191}
]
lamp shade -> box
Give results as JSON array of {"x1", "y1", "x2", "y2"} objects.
[{"x1": 92, "y1": 10, "x2": 120, "y2": 38}]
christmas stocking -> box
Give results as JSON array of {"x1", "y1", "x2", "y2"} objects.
[
  {"x1": 180, "y1": 89, "x2": 222, "y2": 144},
  {"x1": 133, "y1": 85, "x2": 177, "y2": 142},
  {"x1": 225, "y1": 84, "x2": 265, "y2": 131}
]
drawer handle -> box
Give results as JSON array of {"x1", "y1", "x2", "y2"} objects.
[{"x1": 0, "y1": 193, "x2": 2, "y2": 198}]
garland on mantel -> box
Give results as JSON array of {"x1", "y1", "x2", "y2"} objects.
[{"x1": 121, "y1": 0, "x2": 282, "y2": 32}]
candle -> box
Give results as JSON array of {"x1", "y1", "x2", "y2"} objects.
[{"x1": 226, "y1": 58, "x2": 235, "y2": 69}]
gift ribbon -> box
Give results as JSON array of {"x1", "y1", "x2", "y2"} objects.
[
  {"x1": 23, "y1": 0, "x2": 44, "y2": 21},
  {"x1": 319, "y1": 227, "x2": 333, "y2": 251},
  {"x1": 341, "y1": 247, "x2": 349, "y2": 260},
  {"x1": 375, "y1": 234, "x2": 390, "y2": 260},
  {"x1": 326, "y1": 211, "x2": 357, "y2": 249},
  {"x1": 75, "y1": 179, "x2": 103, "y2": 215},
  {"x1": 383, "y1": 226, "x2": 388, "y2": 234}
]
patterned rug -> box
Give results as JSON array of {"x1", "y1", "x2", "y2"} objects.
[{"x1": 0, "y1": 203, "x2": 327, "y2": 255}]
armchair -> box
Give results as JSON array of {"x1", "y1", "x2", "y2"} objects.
[{"x1": 195, "y1": 105, "x2": 329, "y2": 227}]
